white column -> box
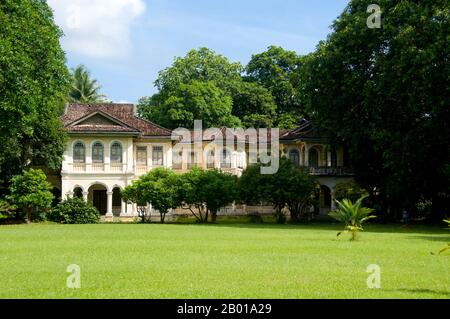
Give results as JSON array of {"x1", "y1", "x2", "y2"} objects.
[
  {"x1": 120, "y1": 200, "x2": 126, "y2": 216},
  {"x1": 82, "y1": 191, "x2": 88, "y2": 201},
  {"x1": 66, "y1": 191, "x2": 74, "y2": 199},
  {"x1": 304, "y1": 145, "x2": 309, "y2": 166},
  {"x1": 106, "y1": 191, "x2": 113, "y2": 216},
  {"x1": 126, "y1": 203, "x2": 133, "y2": 216}
]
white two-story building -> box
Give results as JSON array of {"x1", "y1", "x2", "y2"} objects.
[{"x1": 57, "y1": 103, "x2": 353, "y2": 219}]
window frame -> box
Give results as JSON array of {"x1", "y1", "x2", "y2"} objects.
[
  {"x1": 73, "y1": 141, "x2": 86, "y2": 163},
  {"x1": 92, "y1": 142, "x2": 104, "y2": 163},
  {"x1": 220, "y1": 149, "x2": 232, "y2": 169},
  {"x1": 289, "y1": 149, "x2": 300, "y2": 167},
  {"x1": 136, "y1": 146, "x2": 148, "y2": 166},
  {"x1": 152, "y1": 146, "x2": 164, "y2": 167},
  {"x1": 110, "y1": 142, "x2": 123, "y2": 164}
]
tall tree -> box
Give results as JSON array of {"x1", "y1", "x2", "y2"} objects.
[
  {"x1": 139, "y1": 48, "x2": 243, "y2": 129},
  {"x1": 0, "y1": 0, "x2": 70, "y2": 182},
  {"x1": 180, "y1": 168, "x2": 238, "y2": 223},
  {"x1": 122, "y1": 168, "x2": 183, "y2": 223},
  {"x1": 69, "y1": 65, "x2": 107, "y2": 103},
  {"x1": 138, "y1": 47, "x2": 276, "y2": 129},
  {"x1": 246, "y1": 46, "x2": 304, "y2": 128},
  {"x1": 299, "y1": 0, "x2": 450, "y2": 220},
  {"x1": 138, "y1": 80, "x2": 241, "y2": 129},
  {"x1": 230, "y1": 81, "x2": 277, "y2": 128}
]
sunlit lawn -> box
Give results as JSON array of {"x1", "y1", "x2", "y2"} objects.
[{"x1": 0, "y1": 222, "x2": 448, "y2": 298}]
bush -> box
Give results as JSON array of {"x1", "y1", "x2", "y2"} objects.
[
  {"x1": 0, "y1": 199, "x2": 16, "y2": 220},
  {"x1": 8, "y1": 169, "x2": 54, "y2": 222},
  {"x1": 49, "y1": 197, "x2": 100, "y2": 224},
  {"x1": 247, "y1": 212, "x2": 264, "y2": 224}
]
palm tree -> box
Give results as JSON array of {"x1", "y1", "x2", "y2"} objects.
[
  {"x1": 432, "y1": 219, "x2": 450, "y2": 255},
  {"x1": 329, "y1": 195, "x2": 376, "y2": 240},
  {"x1": 69, "y1": 65, "x2": 108, "y2": 103}
]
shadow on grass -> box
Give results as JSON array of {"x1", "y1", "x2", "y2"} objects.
[
  {"x1": 386, "y1": 288, "x2": 450, "y2": 298},
  {"x1": 163, "y1": 221, "x2": 450, "y2": 235},
  {"x1": 406, "y1": 235, "x2": 450, "y2": 243}
]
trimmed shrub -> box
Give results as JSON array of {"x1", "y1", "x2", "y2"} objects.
[
  {"x1": 8, "y1": 169, "x2": 54, "y2": 222},
  {"x1": 49, "y1": 197, "x2": 100, "y2": 224}
]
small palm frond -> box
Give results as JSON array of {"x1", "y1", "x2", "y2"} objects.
[{"x1": 329, "y1": 195, "x2": 375, "y2": 241}]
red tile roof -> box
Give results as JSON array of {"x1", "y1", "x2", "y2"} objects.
[{"x1": 62, "y1": 103, "x2": 172, "y2": 137}]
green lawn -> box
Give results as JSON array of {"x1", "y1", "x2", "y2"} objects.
[{"x1": 0, "y1": 222, "x2": 448, "y2": 299}]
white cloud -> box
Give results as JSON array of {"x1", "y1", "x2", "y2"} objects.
[{"x1": 48, "y1": 0, "x2": 146, "y2": 59}]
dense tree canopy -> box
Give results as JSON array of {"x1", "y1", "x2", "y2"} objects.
[
  {"x1": 180, "y1": 168, "x2": 238, "y2": 223},
  {"x1": 138, "y1": 80, "x2": 241, "y2": 129},
  {"x1": 299, "y1": 0, "x2": 450, "y2": 220},
  {"x1": 230, "y1": 81, "x2": 277, "y2": 128},
  {"x1": 138, "y1": 48, "x2": 243, "y2": 129},
  {"x1": 246, "y1": 45, "x2": 303, "y2": 128},
  {"x1": 138, "y1": 47, "x2": 283, "y2": 129},
  {"x1": 0, "y1": 0, "x2": 70, "y2": 183}
]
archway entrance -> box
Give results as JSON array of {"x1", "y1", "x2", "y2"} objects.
[
  {"x1": 319, "y1": 185, "x2": 332, "y2": 216},
  {"x1": 88, "y1": 184, "x2": 107, "y2": 215},
  {"x1": 321, "y1": 185, "x2": 332, "y2": 208}
]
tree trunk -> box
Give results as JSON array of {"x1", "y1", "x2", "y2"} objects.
[{"x1": 22, "y1": 138, "x2": 33, "y2": 169}]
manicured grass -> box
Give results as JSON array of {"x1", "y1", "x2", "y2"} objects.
[{"x1": 0, "y1": 222, "x2": 448, "y2": 299}]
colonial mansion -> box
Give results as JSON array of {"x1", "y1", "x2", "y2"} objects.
[{"x1": 50, "y1": 103, "x2": 354, "y2": 220}]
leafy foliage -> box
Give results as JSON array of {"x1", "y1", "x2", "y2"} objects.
[
  {"x1": 48, "y1": 197, "x2": 100, "y2": 224},
  {"x1": 138, "y1": 48, "x2": 243, "y2": 129},
  {"x1": 69, "y1": 65, "x2": 108, "y2": 103},
  {"x1": 122, "y1": 168, "x2": 183, "y2": 223},
  {"x1": 139, "y1": 81, "x2": 241, "y2": 129},
  {"x1": 329, "y1": 195, "x2": 376, "y2": 240},
  {"x1": 230, "y1": 81, "x2": 277, "y2": 128},
  {"x1": 239, "y1": 157, "x2": 318, "y2": 223},
  {"x1": 0, "y1": 0, "x2": 71, "y2": 181},
  {"x1": 246, "y1": 45, "x2": 304, "y2": 128},
  {"x1": 0, "y1": 199, "x2": 16, "y2": 220},
  {"x1": 180, "y1": 168, "x2": 238, "y2": 223},
  {"x1": 7, "y1": 169, "x2": 54, "y2": 222},
  {"x1": 138, "y1": 47, "x2": 291, "y2": 129},
  {"x1": 300, "y1": 0, "x2": 450, "y2": 220}
]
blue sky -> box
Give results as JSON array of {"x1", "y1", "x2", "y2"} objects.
[{"x1": 48, "y1": 0, "x2": 349, "y2": 103}]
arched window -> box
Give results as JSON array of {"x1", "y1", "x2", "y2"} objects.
[
  {"x1": 73, "y1": 187, "x2": 83, "y2": 199},
  {"x1": 221, "y1": 149, "x2": 232, "y2": 169},
  {"x1": 110, "y1": 142, "x2": 122, "y2": 163},
  {"x1": 73, "y1": 142, "x2": 85, "y2": 163},
  {"x1": 308, "y1": 148, "x2": 319, "y2": 167},
  {"x1": 92, "y1": 142, "x2": 104, "y2": 163},
  {"x1": 289, "y1": 149, "x2": 300, "y2": 167},
  {"x1": 206, "y1": 149, "x2": 215, "y2": 169}
]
